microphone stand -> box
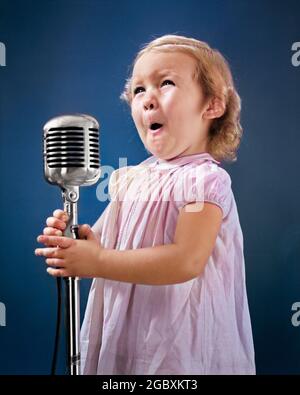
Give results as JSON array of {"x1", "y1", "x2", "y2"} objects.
[
  {"x1": 62, "y1": 186, "x2": 81, "y2": 375},
  {"x1": 43, "y1": 113, "x2": 100, "y2": 375}
]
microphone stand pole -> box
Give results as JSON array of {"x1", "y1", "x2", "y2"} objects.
[{"x1": 62, "y1": 186, "x2": 81, "y2": 375}]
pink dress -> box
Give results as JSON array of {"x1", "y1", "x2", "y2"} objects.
[{"x1": 80, "y1": 152, "x2": 256, "y2": 375}]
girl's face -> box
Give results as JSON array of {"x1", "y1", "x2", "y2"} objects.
[{"x1": 130, "y1": 50, "x2": 211, "y2": 160}]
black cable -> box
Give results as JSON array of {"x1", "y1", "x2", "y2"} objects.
[
  {"x1": 64, "y1": 278, "x2": 70, "y2": 376},
  {"x1": 51, "y1": 277, "x2": 62, "y2": 375}
]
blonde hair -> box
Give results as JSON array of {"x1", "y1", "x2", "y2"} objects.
[{"x1": 120, "y1": 34, "x2": 242, "y2": 163}]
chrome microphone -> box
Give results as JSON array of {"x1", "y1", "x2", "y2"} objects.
[
  {"x1": 43, "y1": 113, "x2": 101, "y2": 236},
  {"x1": 43, "y1": 113, "x2": 101, "y2": 188},
  {"x1": 43, "y1": 113, "x2": 101, "y2": 376}
]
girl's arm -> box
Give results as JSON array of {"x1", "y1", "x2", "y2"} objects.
[
  {"x1": 99, "y1": 202, "x2": 222, "y2": 285},
  {"x1": 36, "y1": 202, "x2": 222, "y2": 285}
]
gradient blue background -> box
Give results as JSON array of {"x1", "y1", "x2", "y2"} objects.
[{"x1": 0, "y1": 0, "x2": 299, "y2": 374}]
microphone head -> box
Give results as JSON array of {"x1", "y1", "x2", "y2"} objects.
[{"x1": 43, "y1": 114, "x2": 101, "y2": 188}]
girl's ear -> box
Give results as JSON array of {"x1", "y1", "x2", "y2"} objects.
[{"x1": 203, "y1": 97, "x2": 226, "y2": 120}]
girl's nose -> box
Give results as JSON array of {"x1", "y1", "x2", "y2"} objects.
[
  {"x1": 143, "y1": 92, "x2": 158, "y2": 111},
  {"x1": 144, "y1": 102, "x2": 155, "y2": 110}
]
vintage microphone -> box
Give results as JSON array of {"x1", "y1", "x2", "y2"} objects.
[{"x1": 43, "y1": 114, "x2": 101, "y2": 375}]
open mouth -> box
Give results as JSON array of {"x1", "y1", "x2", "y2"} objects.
[{"x1": 149, "y1": 123, "x2": 163, "y2": 134}]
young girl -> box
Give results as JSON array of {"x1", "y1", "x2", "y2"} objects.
[{"x1": 35, "y1": 34, "x2": 256, "y2": 375}]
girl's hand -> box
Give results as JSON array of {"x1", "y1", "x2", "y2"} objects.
[
  {"x1": 35, "y1": 225, "x2": 103, "y2": 278},
  {"x1": 43, "y1": 209, "x2": 69, "y2": 236}
]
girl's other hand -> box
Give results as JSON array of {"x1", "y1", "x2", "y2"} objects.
[
  {"x1": 43, "y1": 209, "x2": 69, "y2": 237},
  {"x1": 35, "y1": 225, "x2": 102, "y2": 278}
]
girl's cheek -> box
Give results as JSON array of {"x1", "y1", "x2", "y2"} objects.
[
  {"x1": 131, "y1": 108, "x2": 139, "y2": 124},
  {"x1": 131, "y1": 101, "x2": 141, "y2": 119},
  {"x1": 162, "y1": 91, "x2": 177, "y2": 108}
]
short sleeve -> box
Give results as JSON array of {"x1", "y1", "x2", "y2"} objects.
[{"x1": 176, "y1": 162, "x2": 232, "y2": 219}]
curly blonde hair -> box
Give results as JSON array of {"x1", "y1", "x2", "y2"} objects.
[{"x1": 120, "y1": 34, "x2": 242, "y2": 163}]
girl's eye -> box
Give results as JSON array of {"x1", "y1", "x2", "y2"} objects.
[
  {"x1": 161, "y1": 79, "x2": 175, "y2": 87},
  {"x1": 133, "y1": 80, "x2": 175, "y2": 96},
  {"x1": 133, "y1": 86, "x2": 145, "y2": 95}
]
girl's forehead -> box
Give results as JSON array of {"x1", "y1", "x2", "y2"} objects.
[{"x1": 132, "y1": 51, "x2": 196, "y2": 82}]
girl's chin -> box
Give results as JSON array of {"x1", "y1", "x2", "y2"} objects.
[{"x1": 145, "y1": 145, "x2": 175, "y2": 160}]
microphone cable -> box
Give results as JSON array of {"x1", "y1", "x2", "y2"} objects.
[{"x1": 51, "y1": 277, "x2": 62, "y2": 375}]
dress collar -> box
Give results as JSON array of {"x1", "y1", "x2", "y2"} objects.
[{"x1": 143, "y1": 152, "x2": 220, "y2": 170}]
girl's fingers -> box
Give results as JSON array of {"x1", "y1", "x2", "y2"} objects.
[
  {"x1": 46, "y1": 267, "x2": 67, "y2": 277},
  {"x1": 35, "y1": 247, "x2": 63, "y2": 258},
  {"x1": 53, "y1": 209, "x2": 69, "y2": 222},
  {"x1": 46, "y1": 217, "x2": 67, "y2": 230},
  {"x1": 46, "y1": 258, "x2": 65, "y2": 267},
  {"x1": 37, "y1": 235, "x2": 74, "y2": 249},
  {"x1": 38, "y1": 234, "x2": 64, "y2": 246},
  {"x1": 43, "y1": 227, "x2": 63, "y2": 236}
]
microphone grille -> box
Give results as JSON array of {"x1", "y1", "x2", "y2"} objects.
[
  {"x1": 45, "y1": 126, "x2": 99, "y2": 169},
  {"x1": 43, "y1": 114, "x2": 101, "y2": 187}
]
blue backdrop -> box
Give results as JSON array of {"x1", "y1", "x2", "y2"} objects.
[{"x1": 0, "y1": 0, "x2": 299, "y2": 374}]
